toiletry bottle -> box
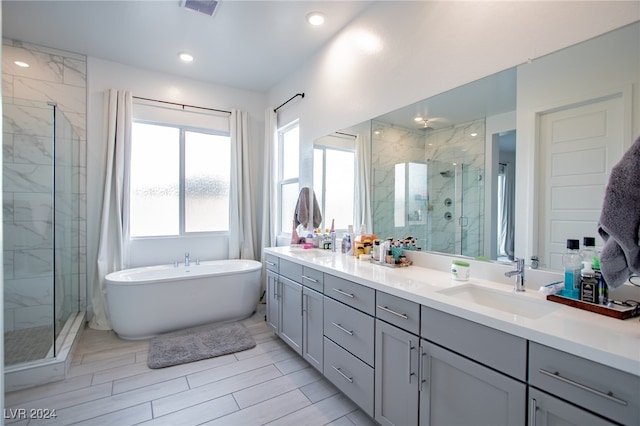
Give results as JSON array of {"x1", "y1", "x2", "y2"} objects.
[
  {"x1": 580, "y1": 237, "x2": 598, "y2": 265},
  {"x1": 372, "y1": 240, "x2": 380, "y2": 262},
  {"x1": 591, "y1": 257, "x2": 608, "y2": 305},
  {"x1": 562, "y1": 239, "x2": 582, "y2": 299},
  {"x1": 580, "y1": 261, "x2": 598, "y2": 303}
]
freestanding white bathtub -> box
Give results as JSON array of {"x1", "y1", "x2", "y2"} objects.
[{"x1": 105, "y1": 259, "x2": 262, "y2": 340}]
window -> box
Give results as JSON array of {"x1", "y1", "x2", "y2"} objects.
[
  {"x1": 130, "y1": 122, "x2": 230, "y2": 237},
  {"x1": 277, "y1": 121, "x2": 300, "y2": 235},
  {"x1": 313, "y1": 145, "x2": 355, "y2": 232}
]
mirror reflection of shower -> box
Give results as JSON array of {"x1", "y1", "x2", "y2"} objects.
[{"x1": 373, "y1": 118, "x2": 486, "y2": 256}]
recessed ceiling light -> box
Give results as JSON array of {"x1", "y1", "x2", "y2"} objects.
[
  {"x1": 414, "y1": 116, "x2": 423, "y2": 122},
  {"x1": 179, "y1": 52, "x2": 194, "y2": 63},
  {"x1": 306, "y1": 11, "x2": 325, "y2": 26},
  {"x1": 470, "y1": 132, "x2": 478, "y2": 137},
  {"x1": 14, "y1": 61, "x2": 29, "y2": 68}
]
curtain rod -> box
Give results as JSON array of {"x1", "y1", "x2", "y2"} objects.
[
  {"x1": 132, "y1": 96, "x2": 231, "y2": 114},
  {"x1": 274, "y1": 93, "x2": 304, "y2": 113},
  {"x1": 335, "y1": 131, "x2": 357, "y2": 138}
]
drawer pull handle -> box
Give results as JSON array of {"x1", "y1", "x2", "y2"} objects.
[
  {"x1": 408, "y1": 341, "x2": 416, "y2": 384},
  {"x1": 331, "y1": 322, "x2": 354, "y2": 336},
  {"x1": 302, "y1": 275, "x2": 318, "y2": 283},
  {"x1": 377, "y1": 305, "x2": 409, "y2": 319},
  {"x1": 539, "y1": 369, "x2": 628, "y2": 406},
  {"x1": 266, "y1": 260, "x2": 276, "y2": 266},
  {"x1": 332, "y1": 365, "x2": 354, "y2": 383},
  {"x1": 529, "y1": 398, "x2": 538, "y2": 425},
  {"x1": 332, "y1": 288, "x2": 355, "y2": 298},
  {"x1": 419, "y1": 349, "x2": 428, "y2": 391}
]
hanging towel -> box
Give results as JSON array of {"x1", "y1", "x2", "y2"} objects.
[
  {"x1": 597, "y1": 135, "x2": 640, "y2": 288},
  {"x1": 294, "y1": 187, "x2": 322, "y2": 229}
]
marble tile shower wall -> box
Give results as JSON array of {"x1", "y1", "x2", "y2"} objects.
[
  {"x1": 372, "y1": 119, "x2": 485, "y2": 256},
  {"x1": 2, "y1": 39, "x2": 87, "y2": 332}
]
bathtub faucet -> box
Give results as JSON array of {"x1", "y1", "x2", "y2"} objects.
[{"x1": 185, "y1": 252, "x2": 190, "y2": 267}]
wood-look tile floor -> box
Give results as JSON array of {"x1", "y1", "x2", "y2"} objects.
[{"x1": 5, "y1": 304, "x2": 376, "y2": 426}]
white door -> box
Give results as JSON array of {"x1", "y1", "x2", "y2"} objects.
[{"x1": 538, "y1": 94, "x2": 624, "y2": 270}]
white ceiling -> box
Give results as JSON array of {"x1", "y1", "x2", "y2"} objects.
[
  {"x1": 373, "y1": 67, "x2": 517, "y2": 131},
  {"x1": 2, "y1": 0, "x2": 372, "y2": 92}
]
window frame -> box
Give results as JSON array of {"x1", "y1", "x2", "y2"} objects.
[
  {"x1": 129, "y1": 119, "x2": 231, "y2": 239},
  {"x1": 276, "y1": 120, "x2": 300, "y2": 237}
]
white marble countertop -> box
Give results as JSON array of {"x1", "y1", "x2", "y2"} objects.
[{"x1": 264, "y1": 246, "x2": 640, "y2": 377}]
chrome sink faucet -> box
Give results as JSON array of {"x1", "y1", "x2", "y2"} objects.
[
  {"x1": 185, "y1": 252, "x2": 190, "y2": 267},
  {"x1": 505, "y1": 258, "x2": 525, "y2": 292}
]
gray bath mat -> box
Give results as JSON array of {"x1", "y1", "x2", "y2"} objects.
[{"x1": 147, "y1": 322, "x2": 256, "y2": 369}]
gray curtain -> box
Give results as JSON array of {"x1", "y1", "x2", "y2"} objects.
[{"x1": 498, "y1": 162, "x2": 515, "y2": 259}]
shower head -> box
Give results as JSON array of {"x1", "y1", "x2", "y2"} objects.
[{"x1": 440, "y1": 170, "x2": 453, "y2": 178}]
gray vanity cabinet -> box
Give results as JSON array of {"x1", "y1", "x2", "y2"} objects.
[
  {"x1": 302, "y1": 286, "x2": 323, "y2": 372},
  {"x1": 528, "y1": 387, "x2": 616, "y2": 426},
  {"x1": 266, "y1": 269, "x2": 280, "y2": 334},
  {"x1": 374, "y1": 319, "x2": 420, "y2": 426},
  {"x1": 265, "y1": 255, "x2": 280, "y2": 334},
  {"x1": 528, "y1": 342, "x2": 639, "y2": 426},
  {"x1": 322, "y1": 273, "x2": 376, "y2": 417},
  {"x1": 279, "y1": 276, "x2": 303, "y2": 355},
  {"x1": 419, "y1": 306, "x2": 526, "y2": 426},
  {"x1": 265, "y1": 257, "x2": 323, "y2": 360},
  {"x1": 419, "y1": 340, "x2": 526, "y2": 426}
]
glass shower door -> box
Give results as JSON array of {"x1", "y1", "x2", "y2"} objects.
[
  {"x1": 458, "y1": 163, "x2": 484, "y2": 258},
  {"x1": 53, "y1": 105, "x2": 79, "y2": 344},
  {"x1": 3, "y1": 99, "x2": 79, "y2": 366}
]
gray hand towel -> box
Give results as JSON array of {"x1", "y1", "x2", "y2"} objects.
[
  {"x1": 294, "y1": 187, "x2": 323, "y2": 229},
  {"x1": 597, "y1": 135, "x2": 640, "y2": 288}
]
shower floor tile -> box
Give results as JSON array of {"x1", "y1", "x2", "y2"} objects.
[{"x1": 4, "y1": 325, "x2": 53, "y2": 365}]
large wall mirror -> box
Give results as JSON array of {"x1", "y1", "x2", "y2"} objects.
[{"x1": 318, "y1": 22, "x2": 639, "y2": 271}]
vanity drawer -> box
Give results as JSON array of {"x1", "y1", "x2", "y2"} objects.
[
  {"x1": 324, "y1": 336, "x2": 374, "y2": 417},
  {"x1": 323, "y1": 297, "x2": 374, "y2": 366},
  {"x1": 376, "y1": 291, "x2": 420, "y2": 335},
  {"x1": 264, "y1": 254, "x2": 279, "y2": 273},
  {"x1": 279, "y1": 259, "x2": 303, "y2": 283},
  {"x1": 529, "y1": 342, "x2": 639, "y2": 426},
  {"x1": 324, "y1": 274, "x2": 375, "y2": 315},
  {"x1": 421, "y1": 306, "x2": 526, "y2": 381},
  {"x1": 301, "y1": 266, "x2": 323, "y2": 292}
]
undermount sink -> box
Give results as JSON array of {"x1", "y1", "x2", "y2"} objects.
[{"x1": 437, "y1": 284, "x2": 559, "y2": 319}]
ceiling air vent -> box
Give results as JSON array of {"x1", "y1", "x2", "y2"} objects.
[{"x1": 181, "y1": 0, "x2": 220, "y2": 17}]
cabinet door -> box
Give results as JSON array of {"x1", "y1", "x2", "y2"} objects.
[
  {"x1": 528, "y1": 387, "x2": 616, "y2": 426},
  {"x1": 419, "y1": 340, "x2": 526, "y2": 426},
  {"x1": 375, "y1": 319, "x2": 419, "y2": 426},
  {"x1": 266, "y1": 270, "x2": 280, "y2": 334},
  {"x1": 302, "y1": 287, "x2": 323, "y2": 372},
  {"x1": 280, "y1": 276, "x2": 303, "y2": 355}
]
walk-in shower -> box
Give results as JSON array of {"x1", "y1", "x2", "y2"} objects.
[{"x1": 3, "y1": 97, "x2": 83, "y2": 382}]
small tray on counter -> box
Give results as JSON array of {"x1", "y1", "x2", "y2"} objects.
[
  {"x1": 370, "y1": 258, "x2": 412, "y2": 268},
  {"x1": 546, "y1": 293, "x2": 639, "y2": 320}
]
